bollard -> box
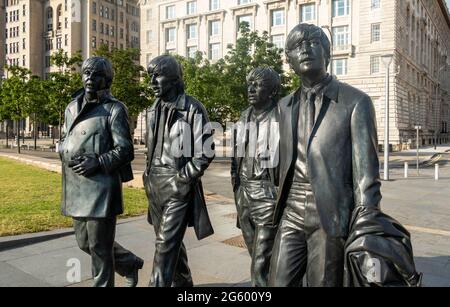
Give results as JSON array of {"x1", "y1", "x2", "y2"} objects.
[
  {"x1": 435, "y1": 164, "x2": 439, "y2": 181},
  {"x1": 404, "y1": 162, "x2": 408, "y2": 178}
]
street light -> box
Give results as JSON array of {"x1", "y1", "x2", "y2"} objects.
[
  {"x1": 381, "y1": 54, "x2": 393, "y2": 181},
  {"x1": 435, "y1": 63, "x2": 447, "y2": 149},
  {"x1": 321, "y1": 25, "x2": 333, "y2": 76}
]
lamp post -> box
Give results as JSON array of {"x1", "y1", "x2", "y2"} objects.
[
  {"x1": 435, "y1": 64, "x2": 447, "y2": 150},
  {"x1": 321, "y1": 25, "x2": 333, "y2": 76},
  {"x1": 381, "y1": 54, "x2": 393, "y2": 181}
]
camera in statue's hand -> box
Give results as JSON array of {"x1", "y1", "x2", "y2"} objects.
[{"x1": 70, "y1": 153, "x2": 100, "y2": 177}]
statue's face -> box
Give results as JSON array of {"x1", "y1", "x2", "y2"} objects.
[
  {"x1": 247, "y1": 77, "x2": 273, "y2": 108},
  {"x1": 287, "y1": 34, "x2": 327, "y2": 77},
  {"x1": 82, "y1": 65, "x2": 108, "y2": 95},
  {"x1": 149, "y1": 68, "x2": 174, "y2": 99}
]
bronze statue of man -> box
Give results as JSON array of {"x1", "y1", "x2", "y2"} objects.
[
  {"x1": 269, "y1": 24, "x2": 382, "y2": 287},
  {"x1": 59, "y1": 57, "x2": 143, "y2": 287},
  {"x1": 144, "y1": 55, "x2": 214, "y2": 287},
  {"x1": 231, "y1": 67, "x2": 280, "y2": 287}
]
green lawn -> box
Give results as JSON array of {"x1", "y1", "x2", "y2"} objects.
[{"x1": 0, "y1": 157, "x2": 148, "y2": 237}]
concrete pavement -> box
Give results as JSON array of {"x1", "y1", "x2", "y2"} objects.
[{"x1": 2, "y1": 146, "x2": 450, "y2": 286}]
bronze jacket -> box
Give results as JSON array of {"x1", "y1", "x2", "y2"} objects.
[
  {"x1": 274, "y1": 78, "x2": 382, "y2": 237},
  {"x1": 59, "y1": 90, "x2": 134, "y2": 218},
  {"x1": 143, "y1": 94, "x2": 214, "y2": 240}
]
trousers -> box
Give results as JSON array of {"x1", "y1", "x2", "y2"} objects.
[
  {"x1": 268, "y1": 183, "x2": 345, "y2": 287},
  {"x1": 235, "y1": 179, "x2": 278, "y2": 287},
  {"x1": 73, "y1": 217, "x2": 140, "y2": 287},
  {"x1": 147, "y1": 166, "x2": 193, "y2": 287}
]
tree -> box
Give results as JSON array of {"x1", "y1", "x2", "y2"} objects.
[
  {"x1": 26, "y1": 76, "x2": 50, "y2": 149},
  {"x1": 0, "y1": 65, "x2": 32, "y2": 153},
  {"x1": 46, "y1": 49, "x2": 83, "y2": 141},
  {"x1": 94, "y1": 45, "x2": 151, "y2": 133}
]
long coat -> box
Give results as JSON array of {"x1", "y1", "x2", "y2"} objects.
[
  {"x1": 143, "y1": 94, "x2": 214, "y2": 240},
  {"x1": 274, "y1": 78, "x2": 382, "y2": 237},
  {"x1": 59, "y1": 90, "x2": 134, "y2": 218}
]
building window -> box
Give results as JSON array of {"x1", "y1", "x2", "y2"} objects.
[
  {"x1": 332, "y1": 0, "x2": 350, "y2": 17},
  {"x1": 209, "y1": 20, "x2": 220, "y2": 36},
  {"x1": 209, "y1": 43, "x2": 220, "y2": 60},
  {"x1": 146, "y1": 9, "x2": 152, "y2": 21},
  {"x1": 65, "y1": 17, "x2": 68, "y2": 28},
  {"x1": 271, "y1": 9, "x2": 285, "y2": 27},
  {"x1": 332, "y1": 25, "x2": 349, "y2": 47},
  {"x1": 146, "y1": 30, "x2": 153, "y2": 44},
  {"x1": 300, "y1": 3, "x2": 316, "y2": 22},
  {"x1": 271, "y1": 34, "x2": 285, "y2": 50},
  {"x1": 100, "y1": 22, "x2": 104, "y2": 34},
  {"x1": 92, "y1": 36, "x2": 97, "y2": 48},
  {"x1": 120, "y1": 28, "x2": 124, "y2": 39},
  {"x1": 238, "y1": 0, "x2": 253, "y2": 5},
  {"x1": 120, "y1": 12, "x2": 124, "y2": 23},
  {"x1": 371, "y1": 0, "x2": 381, "y2": 10},
  {"x1": 187, "y1": 24, "x2": 197, "y2": 40},
  {"x1": 47, "y1": 7, "x2": 53, "y2": 31},
  {"x1": 166, "y1": 5, "x2": 175, "y2": 19},
  {"x1": 23, "y1": 4, "x2": 25, "y2": 16},
  {"x1": 187, "y1": 46, "x2": 198, "y2": 59},
  {"x1": 210, "y1": 0, "x2": 220, "y2": 11},
  {"x1": 22, "y1": 55, "x2": 25, "y2": 66},
  {"x1": 56, "y1": 5, "x2": 62, "y2": 30},
  {"x1": 237, "y1": 15, "x2": 252, "y2": 29},
  {"x1": 65, "y1": 34, "x2": 68, "y2": 46},
  {"x1": 371, "y1": 23, "x2": 380, "y2": 42},
  {"x1": 22, "y1": 22, "x2": 25, "y2": 33},
  {"x1": 370, "y1": 56, "x2": 380, "y2": 74},
  {"x1": 99, "y1": 5, "x2": 103, "y2": 17},
  {"x1": 56, "y1": 37, "x2": 62, "y2": 49},
  {"x1": 93, "y1": 2, "x2": 97, "y2": 14},
  {"x1": 166, "y1": 27, "x2": 176, "y2": 43},
  {"x1": 333, "y1": 58, "x2": 348, "y2": 75},
  {"x1": 93, "y1": 20, "x2": 97, "y2": 31},
  {"x1": 187, "y1": 1, "x2": 197, "y2": 15},
  {"x1": 22, "y1": 38, "x2": 25, "y2": 49}
]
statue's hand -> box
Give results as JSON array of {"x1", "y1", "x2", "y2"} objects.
[{"x1": 72, "y1": 155, "x2": 100, "y2": 177}]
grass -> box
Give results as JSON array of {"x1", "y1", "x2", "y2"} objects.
[{"x1": 0, "y1": 157, "x2": 148, "y2": 237}]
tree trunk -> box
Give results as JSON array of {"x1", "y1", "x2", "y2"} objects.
[
  {"x1": 34, "y1": 115, "x2": 37, "y2": 150},
  {"x1": 16, "y1": 120, "x2": 20, "y2": 154},
  {"x1": 5, "y1": 122, "x2": 8, "y2": 148}
]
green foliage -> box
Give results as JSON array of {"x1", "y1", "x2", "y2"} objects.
[
  {"x1": 94, "y1": 44, "x2": 151, "y2": 117},
  {"x1": 0, "y1": 66, "x2": 33, "y2": 121},
  {"x1": 45, "y1": 50, "x2": 83, "y2": 127}
]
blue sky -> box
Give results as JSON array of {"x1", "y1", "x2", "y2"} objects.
[{"x1": 447, "y1": 0, "x2": 450, "y2": 10}]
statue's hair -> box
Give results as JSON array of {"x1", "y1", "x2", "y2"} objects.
[
  {"x1": 247, "y1": 67, "x2": 281, "y2": 99},
  {"x1": 285, "y1": 23, "x2": 331, "y2": 68},
  {"x1": 147, "y1": 55, "x2": 185, "y2": 94},
  {"x1": 81, "y1": 57, "x2": 114, "y2": 88}
]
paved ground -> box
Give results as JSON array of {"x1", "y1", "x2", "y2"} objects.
[{"x1": 1, "y1": 145, "x2": 450, "y2": 286}]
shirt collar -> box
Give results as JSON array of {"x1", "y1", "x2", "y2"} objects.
[{"x1": 155, "y1": 93, "x2": 187, "y2": 111}]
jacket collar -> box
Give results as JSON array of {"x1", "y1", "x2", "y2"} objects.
[{"x1": 323, "y1": 77, "x2": 339, "y2": 102}]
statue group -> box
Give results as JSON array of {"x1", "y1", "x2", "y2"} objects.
[{"x1": 58, "y1": 24, "x2": 422, "y2": 287}]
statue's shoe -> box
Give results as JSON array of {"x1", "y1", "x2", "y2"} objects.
[{"x1": 125, "y1": 257, "x2": 144, "y2": 287}]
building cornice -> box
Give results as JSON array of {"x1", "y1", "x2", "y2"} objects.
[{"x1": 437, "y1": 0, "x2": 450, "y2": 30}]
